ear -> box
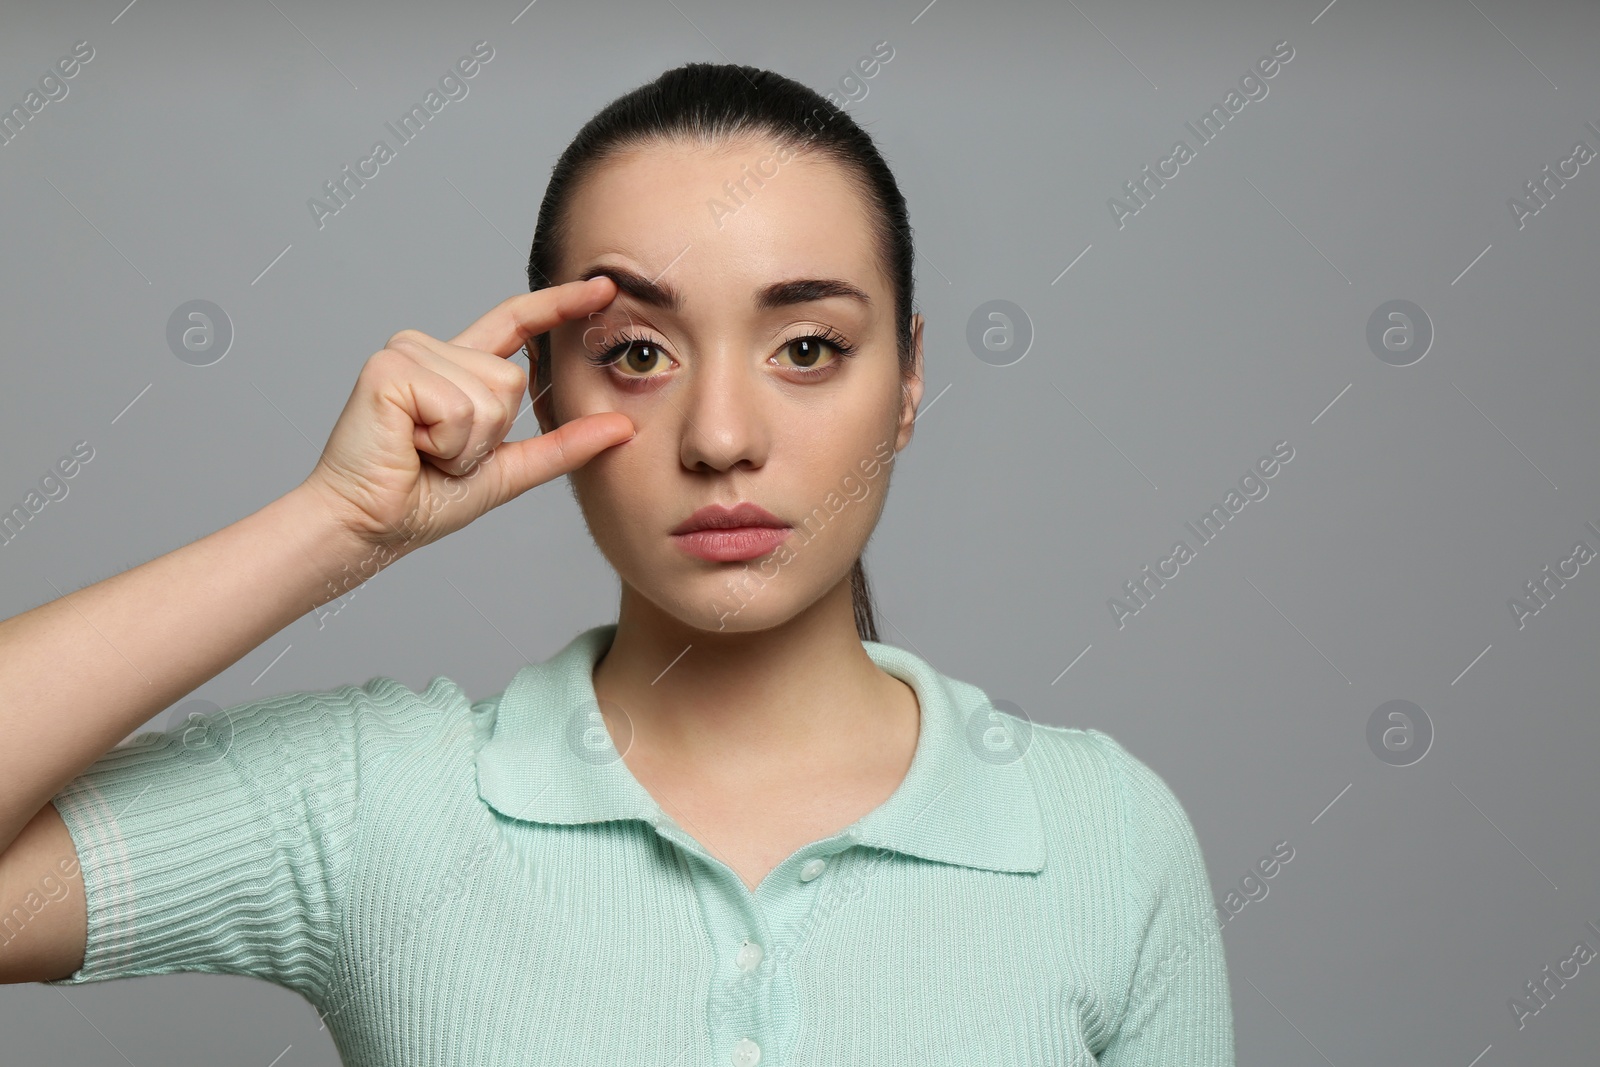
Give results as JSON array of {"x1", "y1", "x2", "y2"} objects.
[
  {"x1": 529, "y1": 341, "x2": 556, "y2": 435},
  {"x1": 894, "y1": 313, "x2": 925, "y2": 454}
]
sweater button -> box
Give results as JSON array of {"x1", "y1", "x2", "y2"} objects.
[
  {"x1": 730, "y1": 1036, "x2": 761, "y2": 1065},
  {"x1": 799, "y1": 857, "x2": 827, "y2": 882},
  {"x1": 735, "y1": 937, "x2": 763, "y2": 972}
]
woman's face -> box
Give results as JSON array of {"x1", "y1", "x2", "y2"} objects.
[{"x1": 535, "y1": 134, "x2": 924, "y2": 634}]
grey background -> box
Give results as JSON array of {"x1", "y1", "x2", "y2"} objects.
[{"x1": 3, "y1": 0, "x2": 1598, "y2": 1063}]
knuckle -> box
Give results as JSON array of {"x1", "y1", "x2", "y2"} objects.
[
  {"x1": 499, "y1": 360, "x2": 528, "y2": 393},
  {"x1": 364, "y1": 347, "x2": 405, "y2": 377},
  {"x1": 386, "y1": 328, "x2": 430, "y2": 350}
]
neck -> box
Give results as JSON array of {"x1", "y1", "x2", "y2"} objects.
[{"x1": 591, "y1": 576, "x2": 908, "y2": 771}]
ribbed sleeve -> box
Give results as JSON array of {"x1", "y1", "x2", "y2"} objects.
[
  {"x1": 43, "y1": 682, "x2": 372, "y2": 1004},
  {"x1": 1089, "y1": 729, "x2": 1236, "y2": 1066}
]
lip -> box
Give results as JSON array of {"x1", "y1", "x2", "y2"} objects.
[
  {"x1": 671, "y1": 502, "x2": 788, "y2": 534},
  {"x1": 671, "y1": 502, "x2": 793, "y2": 563}
]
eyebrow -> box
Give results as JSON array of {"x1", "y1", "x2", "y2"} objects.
[{"x1": 577, "y1": 264, "x2": 872, "y2": 313}]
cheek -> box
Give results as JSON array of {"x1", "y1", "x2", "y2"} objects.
[
  {"x1": 568, "y1": 449, "x2": 637, "y2": 519},
  {"x1": 793, "y1": 389, "x2": 900, "y2": 474},
  {"x1": 784, "y1": 425, "x2": 896, "y2": 534},
  {"x1": 566, "y1": 439, "x2": 675, "y2": 565},
  {"x1": 549, "y1": 363, "x2": 669, "y2": 435}
]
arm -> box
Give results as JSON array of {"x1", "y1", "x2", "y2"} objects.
[
  {"x1": 0, "y1": 483, "x2": 373, "y2": 860},
  {"x1": 0, "y1": 280, "x2": 636, "y2": 985},
  {"x1": 0, "y1": 485, "x2": 376, "y2": 984}
]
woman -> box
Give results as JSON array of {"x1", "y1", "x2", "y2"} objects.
[{"x1": 0, "y1": 63, "x2": 1234, "y2": 1064}]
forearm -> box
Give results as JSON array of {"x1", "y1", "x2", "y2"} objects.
[{"x1": 0, "y1": 483, "x2": 383, "y2": 854}]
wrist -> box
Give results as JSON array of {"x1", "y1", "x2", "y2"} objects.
[{"x1": 280, "y1": 482, "x2": 411, "y2": 607}]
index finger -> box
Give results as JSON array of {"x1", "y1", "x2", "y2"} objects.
[{"x1": 448, "y1": 276, "x2": 618, "y2": 355}]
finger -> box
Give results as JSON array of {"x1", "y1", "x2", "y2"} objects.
[
  {"x1": 386, "y1": 332, "x2": 523, "y2": 423},
  {"x1": 448, "y1": 277, "x2": 619, "y2": 356},
  {"x1": 489, "y1": 411, "x2": 637, "y2": 500},
  {"x1": 367, "y1": 353, "x2": 477, "y2": 464},
  {"x1": 387, "y1": 342, "x2": 514, "y2": 471}
]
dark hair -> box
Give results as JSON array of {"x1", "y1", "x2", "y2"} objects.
[{"x1": 525, "y1": 62, "x2": 917, "y2": 644}]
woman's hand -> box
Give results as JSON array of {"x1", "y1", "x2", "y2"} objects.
[{"x1": 299, "y1": 277, "x2": 632, "y2": 555}]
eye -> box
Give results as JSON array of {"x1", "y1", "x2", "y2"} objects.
[
  {"x1": 773, "y1": 327, "x2": 858, "y2": 375},
  {"x1": 584, "y1": 326, "x2": 859, "y2": 383},
  {"x1": 585, "y1": 329, "x2": 673, "y2": 379}
]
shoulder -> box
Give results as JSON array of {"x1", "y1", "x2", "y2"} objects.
[
  {"x1": 1023, "y1": 719, "x2": 1194, "y2": 811},
  {"x1": 1042, "y1": 725, "x2": 1191, "y2": 805},
  {"x1": 921, "y1": 660, "x2": 1202, "y2": 856},
  {"x1": 1013, "y1": 719, "x2": 1208, "y2": 873},
  {"x1": 112, "y1": 671, "x2": 491, "y2": 796},
  {"x1": 1013, "y1": 719, "x2": 1131, "y2": 815}
]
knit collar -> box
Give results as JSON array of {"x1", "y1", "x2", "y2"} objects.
[{"x1": 472, "y1": 624, "x2": 1045, "y2": 875}]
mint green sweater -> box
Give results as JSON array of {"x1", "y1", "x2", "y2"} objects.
[{"x1": 46, "y1": 624, "x2": 1235, "y2": 1065}]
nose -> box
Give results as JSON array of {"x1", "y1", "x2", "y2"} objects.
[{"x1": 677, "y1": 346, "x2": 771, "y2": 474}]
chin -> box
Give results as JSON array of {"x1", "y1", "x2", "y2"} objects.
[
  {"x1": 626, "y1": 562, "x2": 819, "y2": 635},
  {"x1": 692, "y1": 579, "x2": 803, "y2": 634}
]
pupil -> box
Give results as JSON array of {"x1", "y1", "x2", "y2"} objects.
[
  {"x1": 626, "y1": 344, "x2": 656, "y2": 372},
  {"x1": 793, "y1": 339, "x2": 818, "y2": 366}
]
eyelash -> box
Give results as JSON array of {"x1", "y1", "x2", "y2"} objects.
[{"x1": 584, "y1": 326, "x2": 858, "y2": 381}]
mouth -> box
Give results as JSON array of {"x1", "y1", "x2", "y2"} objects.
[{"x1": 671, "y1": 502, "x2": 793, "y2": 562}]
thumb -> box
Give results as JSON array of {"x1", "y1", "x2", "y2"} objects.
[{"x1": 488, "y1": 412, "x2": 637, "y2": 503}]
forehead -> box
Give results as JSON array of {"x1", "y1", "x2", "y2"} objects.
[{"x1": 558, "y1": 135, "x2": 887, "y2": 308}]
